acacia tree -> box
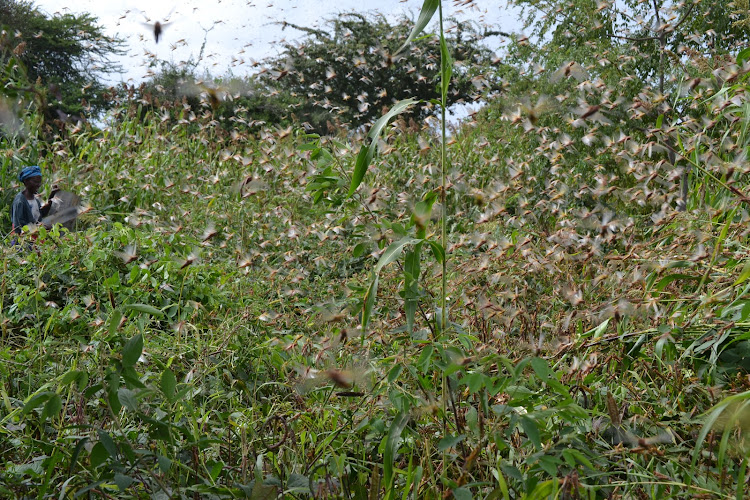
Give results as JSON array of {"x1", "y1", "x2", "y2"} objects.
[
  {"x1": 510, "y1": 0, "x2": 748, "y2": 86},
  {"x1": 0, "y1": 0, "x2": 125, "y2": 121},
  {"x1": 261, "y1": 12, "x2": 502, "y2": 132}
]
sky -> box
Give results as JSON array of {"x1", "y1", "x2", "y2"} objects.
[{"x1": 31, "y1": 0, "x2": 521, "y2": 84}]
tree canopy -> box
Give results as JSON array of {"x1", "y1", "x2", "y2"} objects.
[
  {"x1": 0, "y1": 0, "x2": 125, "y2": 122},
  {"x1": 260, "y1": 12, "x2": 501, "y2": 132}
]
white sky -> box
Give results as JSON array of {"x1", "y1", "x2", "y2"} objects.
[{"x1": 32, "y1": 0, "x2": 521, "y2": 84}]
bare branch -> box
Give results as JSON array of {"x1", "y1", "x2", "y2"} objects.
[{"x1": 276, "y1": 20, "x2": 328, "y2": 39}]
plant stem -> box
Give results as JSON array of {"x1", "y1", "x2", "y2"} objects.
[
  {"x1": 439, "y1": 0, "x2": 448, "y2": 336},
  {"x1": 438, "y1": 0, "x2": 449, "y2": 487}
]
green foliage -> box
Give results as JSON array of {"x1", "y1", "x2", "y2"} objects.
[
  {"x1": 5, "y1": 0, "x2": 750, "y2": 498},
  {"x1": 0, "y1": 0, "x2": 125, "y2": 119}
]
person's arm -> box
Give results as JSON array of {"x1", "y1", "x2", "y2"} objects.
[
  {"x1": 40, "y1": 186, "x2": 59, "y2": 217},
  {"x1": 40, "y1": 200, "x2": 51, "y2": 217}
]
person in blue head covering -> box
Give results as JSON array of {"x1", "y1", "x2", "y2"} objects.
[{"x1": 11, "y1": 165, "x2": 58, "y2": 234}]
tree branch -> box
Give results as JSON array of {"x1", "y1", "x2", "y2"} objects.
[
  {"x1": 482, "y1": 29, "x2": 512, "y2": 38},
  {"x1": 611, "y1": 33, "x2": 660, "y2": 42},
  {"x1": 276, "y1": 20, "x2": 328, "y2": 39}
]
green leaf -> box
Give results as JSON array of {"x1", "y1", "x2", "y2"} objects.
[
  {"x1": 144, "y1": 416, "x2": 171, "y2": 441},
  {"x1": 413, "y1": 196, "x2": 436, "y2": 237},
  {"x1": 440, "y1": 33, "x2": 453, "y2": 102},
  {"x1": 117, "y1": 388, "x2": 138, "y2": 411},
  {"x1": 519, "y1": 416, "x2": 541, "y2": 450},
  {"x1": 464, "y1": 372, "x2": 485, "y2": 393},
  {"x1": 384, "y1": 412, "x2": 410, "y2": 492},
  {"x1": 353, "y1": 242, "x2": 367, "y2": 258},
  {"x1": 738, "y1": 47, "x2": 750, "y2": 66},
  {"x1": 435, "y1": 305, "x2": 446, "y2": 334},
  {"x1": 89, "y1": 442, "x2": 109, "y2": 468},
  {"x1": 157, "y1": 455, "x2": 172, "y2": 474},
  {"x1": 561, "y1": 449, "x2": 594, "y2": 470},
  {"x1": 530, "y1": 357, "x2": 551, "y2": 380},
  {"x1": 417, "y1": 345, "x2": 434, "y2": 374},
  {"x1": 537, "y1": 455, "x2": 561, "y2": 476},
  {"x1": 287, "y1": 473, "x2": 309, "y2": 492},
  {"x1": 251, "y1": 482, "x2": 277, "y2": 499},
  {"x1": 97, "y1": 430, "x2": 118, "y2": 459},
  {"x1": 453, "y1": 487, "x2": 473, "y2": 500},
  {"x1": 161, "y1": 368, "x2": 177, "y2": 401},
  {"x1": 22, "y1": 391, "x2": 54, "y2": 415},
  {"x1": 348, "y1": 99, "x2": 416, "y2": 197},
  {"x1": 122, "y1": 366, "x2": 145, "y2": 389},
  {"x1": 59, "y1": 369, "x2": 82, "y2": 386},
  {"x1": 209, "y1": 461, "x2": 223, "y2": 481},
  {"x1": 114, "y1": 473, "x2": 133, "y2": 491},
  {"x1": 505, "y1": 385, "x2": 534, "y2": 404},
  {"x1": 581, "y1": 318, "x2": 610, "y2": 339},
  {"x1": 546, "y1": 378, "x2": 573, "y2": 401},
  {"x1": 437, "y1": 434, "x2": 465, "y2": 451},
  {"x1": 375, "y1": 237, "x2": 422, "y2": 274},
  {"x1": 396, "y1": 0, "x2": 439, "y2": 55},
  {"x1": 387, "y1": 364, "x2": 403, "y2": 384},
  {"x1": 122, "y1": 334, "x2": 143, "y2": 368},
  {"x1": 737, "y1": 457, "x2": 748, "y2": 500},
  {"x1": 104, "y1": 271, "x2": 119, "y2": 288},
  {"x1": 41, "y1": 394, "x2": 62, "y2": 421},
  {"x1": 487, "y1": 475, "x2": 510, "y2": 500},
  {"x1": 362, "y1": 237, "x2": 422, "y2": 331},
  {"x1": 107, "y1": 309, "x2": 122, "y2": 336},
  {"x1": 427, "y1": 240, "x2": 445, "y2": 264},
  {"x1": 392, "y1": 222, "x2": 407, "y2": 237},
  {"x1": 108, "y1": 383, "x2": 122, "y2": 414},
  {"x1": 735, "y1": 260, "x2": 750, "y2": 286},
  {"x1": 124, "y1": 303, "x2": 164, "y2": 317},
  {"x1": 73, "y1": 480, "x2": 107, "y2": 498}
]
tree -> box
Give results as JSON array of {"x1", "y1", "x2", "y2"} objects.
[
  {"x1": 0, "y1": 0, "x2": 125, "y2": 121},
  {"x1": 509, "y1": 0, "x2": 749, "y2": 95},
  {"x1": 484, "y1": 0, "x2": 750, "y2": 210},
  {"x1": 260, "y1": 12, "x2": 501, "y2": 132}
]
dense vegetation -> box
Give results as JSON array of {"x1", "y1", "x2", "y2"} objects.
[{"x1": 2, "y1": 0, "x2": 750, "y2": 498}]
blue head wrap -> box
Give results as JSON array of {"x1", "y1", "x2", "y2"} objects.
[{"x1": 19, "y1": 165, "x2": 42, "y2": 182}]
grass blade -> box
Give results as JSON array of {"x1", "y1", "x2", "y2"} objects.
[
  {"x1": 384, "y1": 411, "x2": 410, "y2": 499},
  {"x1": 395, "y1": 0, "x2": 439, "y2": 55},
  {"x1": 348, "y1": 98, "x2": 416, "y2": 197},
  {"x1": 439, "y1": 32, "x2": 453, "y2": 102},
  {"x1": 123, "y1": 303, "x2": 164, "y2": 318}
]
